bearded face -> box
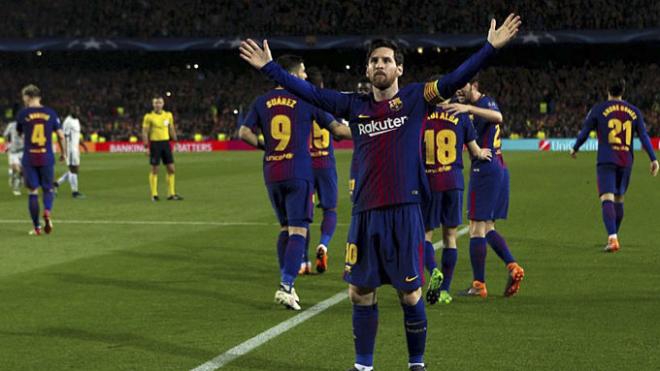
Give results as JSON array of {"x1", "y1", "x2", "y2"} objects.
[{"x1": 366, "y1": 47, "x2": 403, "y2": 90}]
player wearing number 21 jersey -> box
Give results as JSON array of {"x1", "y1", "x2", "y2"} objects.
[
  {"x1": 15, "y1": 84, "x2": 66, "y2": 235},
  {"x1": 239, "y1": 54, "x2": 347, "y2": 311},
  {"x1": 571, "y1": 79, "x2": 658, "y2": 252}
]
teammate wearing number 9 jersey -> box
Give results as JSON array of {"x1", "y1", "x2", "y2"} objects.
[
  {"x1": 239, "y1": 55, "x2": 346, "y2": 311},
  {"x1": 16, "y1": 84, "x2": 66, "y2": 236},
  {"x1": 444, "y1": 78, "x2": 525, "y2": 298},
  {"x1": 571, "y1": 79, "x2": 659, "y2": 252}
]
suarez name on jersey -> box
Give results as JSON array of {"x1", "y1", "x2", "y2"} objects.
[{"x1": 244, "y1": 88, "x2": 335, "y2": 184}]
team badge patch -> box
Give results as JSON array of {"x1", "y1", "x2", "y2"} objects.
[{"x1": 389, "y1": 97, "x2": 403, "y2": 112}]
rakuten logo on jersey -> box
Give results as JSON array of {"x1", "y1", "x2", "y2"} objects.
[{"x1": 357, "y1": 116, "x2": 408, "y2": 137}]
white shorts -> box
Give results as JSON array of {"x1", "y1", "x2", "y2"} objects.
[
  {"x1": 8, "y1": 152, "x2": 22, "y2": 167},
  {"x1": 66, "y1": 148, "x2": 80, "y2": 166}
]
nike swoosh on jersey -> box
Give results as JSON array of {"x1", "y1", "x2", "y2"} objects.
[{"x1": 358, "y1": 114, "x2": 370, "y2": 119}]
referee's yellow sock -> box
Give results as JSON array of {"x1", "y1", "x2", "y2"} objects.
[
  {"x1": 149, "y1": 173, "x2": 158, "y2": 197},
  {"x1": 167, "y1": 174, "x2": 175, "y2": 197}
]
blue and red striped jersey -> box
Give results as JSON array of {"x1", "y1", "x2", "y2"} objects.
[
  {"x1": 574, "y1": 99, "x2": 657, "y2": 167},
  {"x1": 242, "y1": 88, "x2": 335, "y2": 184},
  {"x1": 261, "y1": 42, "x2": 497, "y2": 213},
  {"x1": 423, "y1": 106, "x2": 476, "y2": 192},
  {"x1": 16, "y1": 106, "x2": 61, "y2": 167},
  {"x1": 471, "y1": 95, "x2": 505, "y2": 169},
  {"x1": 309, "y1": 122, "x2": 336, "y2": 169}
]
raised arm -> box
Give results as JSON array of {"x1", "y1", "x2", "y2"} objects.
[
  {"x1": 429, "y1": 14, "x2": 521, "y2": 101},
  {"x1": 240, "y1": 39, "x2": 352, "y2": 118}
]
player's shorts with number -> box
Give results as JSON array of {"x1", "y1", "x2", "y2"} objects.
[
  {"x1": 313, "y1": 167, "x2": 338, "y2": 210},
  {"x1": 422, "y1": 190, "x2": 463, "y2": 230},
  {"x1": 468, "y1": 163, "x2": 509, "y2": 221},
  {"x1": 266, "y1": 179, "x2": 313, "y2": 227},
  {"x1": 149, "y1": 140, "x2": 174, "y2": 165},
  {"x1": 344, "y1": 204, "x2": 424, "y2": 291},
  {"x1": 597, "y1": 164, "x2": 631, "y2": 196},
  {"x1": 8, "y1": 152, "x2": 23, "y2": 167},
  {"x1": 23, "y1": 164, "x2": 54, "y2": 190}
]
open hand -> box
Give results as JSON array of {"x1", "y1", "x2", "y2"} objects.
[
  {"x1": 239, "y1": 39, "x2": 273, "y2": 69},
  {"x1": 442, "y1": 103, "x2": 470, "y2": 115},
  {"x1": 651, "y1": 160, "x2": 659, "y2": 176},
  {"x1": 479, "y1": 148, "x2": 492, "y2": 161},
  {"x1": 487, "y1": 14, "x2": 522, "y2": 49}
]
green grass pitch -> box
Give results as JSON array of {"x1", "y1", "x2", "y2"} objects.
[{"x1": 0, "y1": 150, "x2": 659, "y2": 370}]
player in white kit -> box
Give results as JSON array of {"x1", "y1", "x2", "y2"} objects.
[
  {"x1": 4, "y1": 121, "x2": 24, "y2": 196},
  {"x1": 54, "y1": 106, "x2": 87, "y2": 198}
]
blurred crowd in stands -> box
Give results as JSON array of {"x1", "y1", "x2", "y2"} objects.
[
  {"x1": 3, "y1": 0, "x2": 659, "y2": 38},
  {"x1": 1, "y1": 59, "x2": 658, "y2": 141}
]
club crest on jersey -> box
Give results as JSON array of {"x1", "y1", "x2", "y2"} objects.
[
  {"x1": 164, "y1": 120, "x2": 170, "y2": 126},
  {"x1": 389, "y1": 97, "x2": 403, "y2": 112}
]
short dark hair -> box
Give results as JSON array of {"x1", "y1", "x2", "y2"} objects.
[
  {"x1": 21, "y1": 84, "x2": 41, "y2": 98},
  {"x1": 306, "y1": 67, "x2": 323, "y2": 87},
  {"x1": 366, "y1": 39, "x2": 404, "y2": 66},
  {"x1": 608, "y1": 79, "x2": 626, "y2": 97},
  {"x1": 153, "y1": 95, "x2": 164, "y2": 101},
  {"x1": 276, "y1": 54, "x2": 304, "y2": 73}
]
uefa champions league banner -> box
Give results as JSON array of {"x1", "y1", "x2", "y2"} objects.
[{"x1": 1, "y1": 29, "x2": 660, "y2": 51}]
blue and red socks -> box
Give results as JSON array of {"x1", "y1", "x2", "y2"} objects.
[
  {"x1": 281, "y1": 234, "x2": 306, "y2": 285},
  {"x1": 353, "y1": 304, "x2": 378, "y2": 370},
  {"x1": 402, "y1": 299, "x2": 427, "y2": 366},
  {"x1": 439, "y1": 247, "x2": 457, "y2": 291},
  {"x1": 276, "y1": 231, "x2": 288, "y2": 272},
  {"x1": 43, "y1": 190, "x2": 54, "y2": 212},
  {"x1": 601, "y1": 200, "x2": 617, "y2": 236},
  {"x1": 614, "y1": 202, "x2": 624, "y2": 233},
  {"x1": 469, "y1": 237, "x2": 487, "y2": 282},
  {"x1": 423, "y1": 240, "x2": 437, "y2": 272},
  {"x1": 28, "y1": 194, "x2": 40, "y2": 228},
  {"x1": 486, "y1": 230, "x2": 516, "y2": 265},
  {"x1": 319, "y1": 209, "x2": 337, "y2": 246}
]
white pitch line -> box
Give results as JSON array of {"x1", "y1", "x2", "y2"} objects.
[
  {"x1": 191, "y1": 292, "x2": 348, "y2": 371},
  {"x1": 191, "y1": 225, "x2": 470, "y2": 370},
  {"x1": 0, "y1": 219, "x2": 350, "y2": 227}
]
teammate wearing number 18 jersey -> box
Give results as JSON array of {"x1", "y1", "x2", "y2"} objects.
[
  {"x1": 571, "y1": 79, "x2": 659, "y2": 252},
  {"x1": 15, "y1": 85, "x2": 66, "y2": 235},
  {"x1": 241, "y1": 13, "x2": 523, "y2": 367},
  {"x1": 445, "y1": 78, "x2": 525, "y2": 298},
  {"x1": 239, "y1": 55, "x2": 345, "y2": 311},
  {"x1": 421, "y1": 89, "x2": 491, "y2": 305}
]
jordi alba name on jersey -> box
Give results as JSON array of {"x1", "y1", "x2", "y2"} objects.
[
  {"x1": 348, "y1": 83, "x2": 437, "y2": 213},
  {"x1": 16, "y1": 106, "x2": 61, "y2": 167},
  {"x1": 244, "y1": 88, "x2": 334, "y2": 184},
  {"x1": 423, "y1": 107, "x2": 475, "y2": 192}
]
